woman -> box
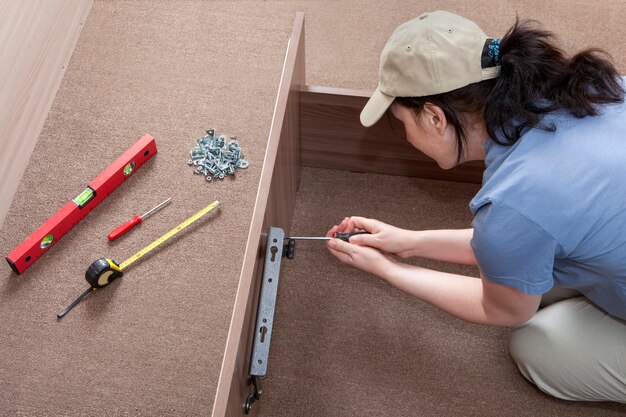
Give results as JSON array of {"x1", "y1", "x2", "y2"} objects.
[{"x1": 326, "y1": 10, "x2": 626, "y2": 403}]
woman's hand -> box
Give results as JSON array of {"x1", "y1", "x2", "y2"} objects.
[
  {"x1": 327, "y1": 216, "x2": 417, "y2": 258},
  {"x1": 325, "y1": 229, "x2": 397, "y2": 278}
]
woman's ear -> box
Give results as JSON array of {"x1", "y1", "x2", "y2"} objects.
[{"x1": 421, "y1": 103, "x2": 448, "y2": 135}]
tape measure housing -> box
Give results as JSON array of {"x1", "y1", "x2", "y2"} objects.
[{"x1": 86, "y1": 258, "x2": 123, "y2": 288}]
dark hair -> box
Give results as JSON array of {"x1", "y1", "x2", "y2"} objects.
[{"x1": 396, "y1": 19, "x2": 625, "y2": 163}]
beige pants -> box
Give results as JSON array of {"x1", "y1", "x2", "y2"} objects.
[{"x1": 510, "y1": 287, "x2": 626, "y2": 403}]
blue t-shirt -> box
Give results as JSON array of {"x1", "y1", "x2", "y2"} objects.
[{"x1": 469, "y1": 99, "x2": 626, "y2": 320}]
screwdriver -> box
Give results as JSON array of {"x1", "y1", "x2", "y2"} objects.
[
  {"x1": 286, "y1": 231, "x2": 370, "y2": 241},
  {"x1": 107, "y1": 197, "x2": 171, "y2": 241}
]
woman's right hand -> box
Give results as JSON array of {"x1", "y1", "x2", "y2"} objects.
[{"x1": 329, "y1": 216, "x2": 417, "y2": 258}]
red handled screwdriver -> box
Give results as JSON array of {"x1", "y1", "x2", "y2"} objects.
[{"x1": 107, "y1": 197, "x2": 172, "y2": 241}]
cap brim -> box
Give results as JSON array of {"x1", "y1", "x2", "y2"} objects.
[{"x1": 360, "y1": 87, "x2": 395, "y2": 127}]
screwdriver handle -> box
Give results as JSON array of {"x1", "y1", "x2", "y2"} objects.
[
  {"x1": 107, "y1": 215, "x2": 143, "y2": 241},
  {"x1": 334, "y1": 231, "x2": 370, "y2": 242}
]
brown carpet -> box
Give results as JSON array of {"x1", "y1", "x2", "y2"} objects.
[
  {"x1": 1, "y1": 1, "x2": 625, "y2": 416},
  {"x1": 257, "y1": 167, "x2": 626, "y2": 417}
]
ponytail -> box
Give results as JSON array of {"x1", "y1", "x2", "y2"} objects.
[{"x1": 486, "y1": 19, "x2": 625, "y2": 144}]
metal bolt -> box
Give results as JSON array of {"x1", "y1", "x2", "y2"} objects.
[{"x1": 188, "y1": 128, "x2": 250, "y2": 182}]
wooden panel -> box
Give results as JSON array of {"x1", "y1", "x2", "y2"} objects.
[
  {"x1": 212, "y1": 12, "x2": 305, "y2": 417},
  {"x1": 301, "y1": 86, "x2": 485, "y2": 184},
  {"x1": 0, "y1": 0, "x2": 92, "y2": 228}
]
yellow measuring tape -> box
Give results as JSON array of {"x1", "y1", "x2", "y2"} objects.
[{"x1": 119, "y1": 200, "x2": 220, "y2": 270}]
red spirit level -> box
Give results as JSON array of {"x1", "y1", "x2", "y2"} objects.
[{"x1": 5, "y1": 133, "x2": 158, "y2": 274}]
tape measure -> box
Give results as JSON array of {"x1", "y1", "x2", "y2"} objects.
[
  {"x1": 120, "y1": 199, "x2": 220, "y2": 270},
  {"x1": 57, "y1": 200, "x2": 221, "y2": 318}
]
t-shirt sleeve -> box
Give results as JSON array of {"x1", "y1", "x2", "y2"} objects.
[{"x1": 470, "y1": 201, "x2": 560, "y2": 295}]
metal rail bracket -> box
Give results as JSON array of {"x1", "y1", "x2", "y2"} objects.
[{"x1": 245, "y1": 227, "x2": 292, "y2": 413}]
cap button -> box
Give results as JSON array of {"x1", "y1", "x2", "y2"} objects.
[{"x1": 419, "y1": 13, "x2": 428, "y2": 20}]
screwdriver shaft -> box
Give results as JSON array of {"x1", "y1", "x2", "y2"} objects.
[
  {"x1": 286, "y1": 231, "x2": 370, "y2": 242},
  {"x1": 141, "y1": 197, "x2": 172, "y2": 219},
  {"x1": 287, "y1": 236, "x2": 331, "y2": 240}
]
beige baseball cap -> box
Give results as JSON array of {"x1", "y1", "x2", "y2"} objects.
[{"x1": 360, "y1": 10, "x2": 501, "y2": 127}]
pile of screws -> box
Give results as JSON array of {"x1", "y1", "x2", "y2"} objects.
[{"x1": 188, "y1": 128, "x2": 249, "y2": 182}]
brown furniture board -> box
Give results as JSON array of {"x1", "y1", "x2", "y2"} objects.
[
  {"x1": 213, "y1": 12, "x2": 305, "y2": 417},
  {"x1": 217, "y1": 24, "x2": 489, "y2": 416},
  {"x1": 300, "y1": 86, "x2": 485, "y2": 183},
  {"x1": 0, "y1": 3, "x2": 295, "y2": 416}
]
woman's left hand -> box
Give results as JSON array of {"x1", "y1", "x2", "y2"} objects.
[{"x1": 326, "y1": 222, "x2": 397, "y2": 278}]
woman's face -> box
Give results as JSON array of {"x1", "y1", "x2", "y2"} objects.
[{"x1": 390, "y1": 101, "x2": 460, "y2": 169}]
